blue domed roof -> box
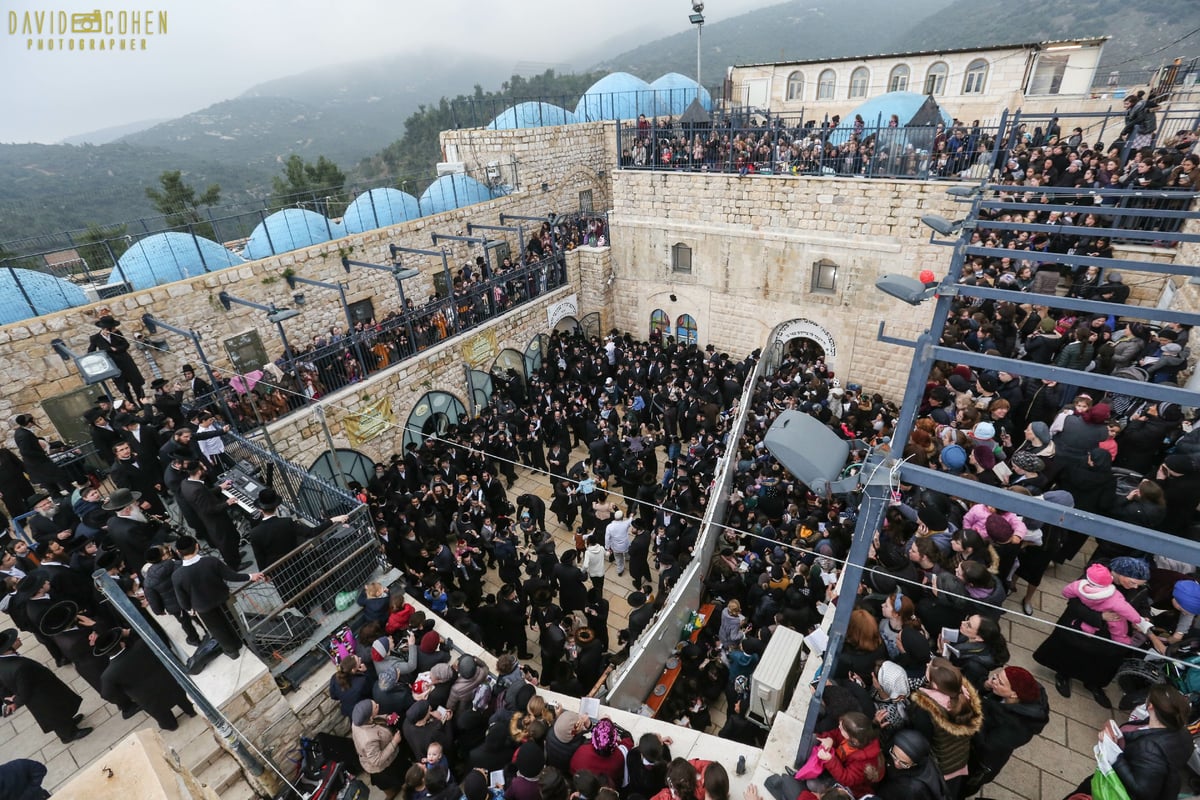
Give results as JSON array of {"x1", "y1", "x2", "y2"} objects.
[
  {"x1": 418, "y1": 174, "x2": 497, "y2": 216},
  {"x1": 487, "y1": 102, "x2": 577, "y2": 130},
  {"x1": 243, "y1": 209, "x2": 339, "y2": 260},
  {"x1": 574, "y1": 72, "x2": 652, "y2": 122},
  {"x1": 647, "y1": 73, "x2": 713, "y2": 116},
  {"x1": 113, "y1": 232, "x2": 245, "y2": 291},
  {"x1": 828, "y1": 92, "x2": 951, "y2": 145},
  {"x1": 0, "y1": 268, "x2": 89, "y2": 325},
  {"x1": 342, "y1": 189, "x2": 422, "y2": 234}
]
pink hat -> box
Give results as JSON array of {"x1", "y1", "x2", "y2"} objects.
[{"x1": 1085, "y1": 563, "x2": 1113, "y2": 588}]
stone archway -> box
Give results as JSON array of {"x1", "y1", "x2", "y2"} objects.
[{"x1": 766, "y1": 317, "x2": 839, "y2": 374}]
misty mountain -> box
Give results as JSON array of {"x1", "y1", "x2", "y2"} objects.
[{"x1": 61, "y1": 118, "x2": 168, "y2": 146}]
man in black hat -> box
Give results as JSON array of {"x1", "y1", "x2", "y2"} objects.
[
  {"x1": 84, "y1": 408, "x2": 123, "y2": 466},
  {"x1": 0, "y1": 628, "x2": 91, "y2": 742},
  {"x1": 171, "y1": 535, "x2": 266, "y2": 659},
  {"x1": 625, "y1": 591, "x2": 654, "y2": 644},
  {"x1": 179, "y1": 364, "x2": 212, "y2": 405},
  {"x1": 179, "y1": 460, "x2": 243, "y2": 567},
  {"x1": 39, "y1": 600, "x2": 117, "y2": 702},
  {"x1": 88, "y1": 315, "x2": 144, "y2": 404},
  {"x1": 151, "y1": 378, "x2": 186, "y2": 429},
  {"x1": 247, "y1": 489, "x2": 348, "y2": 605},
  {"x1": 496, "y1": 584, "x2": 533, "y2": 659},
  {"x1": 25, "y1": 493, "x2": 80, "y2": 551},
  {"x1": 104, "y1": 488, "x2": 174, "y2": 572},
  {"x1": 95, "y1": 628, "x2": 195, "y2": 730}
]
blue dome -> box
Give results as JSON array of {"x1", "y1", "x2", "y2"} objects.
[
  {"x1": 342, "y1": 189, "x2": 422, "y2": 234},
  {"x1": 243, "y1": 209, "x2": 339, "y2": 260},
  {"x1": 113, "y1": 232, "x2": 245, "y2": 291},
  {"x1": 828, "y1": 92, "x2": 952, "y2": 146},
  {"x1": 574, "y1": 72, "x2": 652, "y2": 121},
  {"x1": 0, "y1": 268, "x2": 89, "y2": 325},
  {"x1": 418, "y1": 174, "x2": 497, "y2": 216},
  {"x1": 487, "y1": 102, "x2": 577, "y2": 130},
  {"x1": 647, "y1": 73, "x2": 713, "y2": 116}
]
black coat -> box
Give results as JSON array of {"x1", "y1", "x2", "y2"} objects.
[
  {"x1": 105, "y1": 515, "x2": 172, "y2": 572},
  {"x1": 179, "y1": 478, "x2": 238, "y2": 545},
  {"x1": 143, "y1": 558, "x2": 186, "y2": 616},
  {"x1": 100, "y1": 639, "x2": 190, "y2": 720},
  {"x1": 110, "y1": 459, "x2": 165, "y2": 515},
  {"x1": 0, "y1": 652, "x2": 82, "y2": 734},
  {"x1": 172, "y1": 556, "x2": 250, "y2": 614},
  {"x1": 1111, "y1": 725, "x2": 1192, "y2": 800},
  {"x1": 49, "y1": 626, "x2": 111, "y2": 694},
  {"x1": 14, "y1": 427, "x2": 68, "y2": 487},
  {"x1": 971, "y1": 686, "x2": 1050, "y2": 776},
  {"x1": 248, "y1": 515, "x2": 308, "y2": 571}
]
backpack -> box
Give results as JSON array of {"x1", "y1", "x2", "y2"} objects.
[
  {"x1": 326, "y1": 625, "x2": 357, "y2": 665},
  {"x1": 1166, "y1": 638, "x2": 1200, "y2": 695},
  {"x1": 472, "y1": 675, "x2": 496, "y2": 712}
]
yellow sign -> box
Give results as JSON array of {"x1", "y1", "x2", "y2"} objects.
[
  {"x1": 460, "y1": 329, "x2": 498, "y2": 369},
  {"x1": 345, "y1": 396, "x2": 396, "y2": 448},
  {"x1": 8, "y1": 9, "x2": 168, "y2": 51}
]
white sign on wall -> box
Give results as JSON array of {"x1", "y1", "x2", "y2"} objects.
[
  {"x1": 547, "y1": 294, "x2": 579, "y2": 329},
  {"x1": 772, "y1": 317, "x2": 838, "y2": 358}
]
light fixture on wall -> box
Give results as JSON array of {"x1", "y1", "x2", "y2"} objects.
[{"x1": 669, "y1": 293, "x2": 678, "y2": 302}]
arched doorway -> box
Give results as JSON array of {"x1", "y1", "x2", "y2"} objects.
[
  {"x1": 404, "y1": 391, "x2": 468, "y2": 450},
  {"x1": 492, "y1": 347, "x2": 528, "y2": 403},
  {"x1": 765, "y1": 318, "x2": 839, "y2": 376},
  {"x1": 553, "y1": 315, "x2": 580, "y2": 334}
]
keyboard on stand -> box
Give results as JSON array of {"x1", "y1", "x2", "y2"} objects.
[{"x1": 218, "y1": 467, "x2": 267, "y2": 518}]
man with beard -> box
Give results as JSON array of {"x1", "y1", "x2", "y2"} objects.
[
  {"x1": 103, "y1": 488, "x2": 174, "y2": 573},
  {"x1": 25, "y1": 493, "x2": 80, "y2": 551}
]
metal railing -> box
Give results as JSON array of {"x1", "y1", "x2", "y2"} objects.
[
  {"x1": 182, "y1": 216, "x2": 597, "y2": 436},
  {"x1": 217, "y1": 430, "x2": 388, "y2": 675}
]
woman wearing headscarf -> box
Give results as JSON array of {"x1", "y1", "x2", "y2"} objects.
[
  {"x1": 894, "y1": 628, "x2": 932, "y2": 688},
  {"x1": 871, "y1": 729, "x2": 949, "y2": 800},
  {"x1": 568, "y1": 718, "x2": 631, "y2": 788},
  {"x1": 965, "y1": 666, "x2": 1049, "y2": 795},
  {"x1": 505, "y1": 741, "x2": 544, "y2": 800},
  {"x1": 350, "y1": 699, "x2": 405, "y2": 799},
  {"x1": 1054, "y1": 446, "x2": 1116, "y2": 564}
]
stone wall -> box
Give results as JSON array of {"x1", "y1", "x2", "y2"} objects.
[
  {"x1": 261, "y1": 279, "x2": 581, "y2": 466},
  {"x1": 1, "y1": 172, "x2": 604, "y2": 442},
  {"x1": 440, "y1": 121, "x2": 616, "y2": 219}
]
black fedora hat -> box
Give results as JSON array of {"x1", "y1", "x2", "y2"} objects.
[
  {"x1": 26, "y1": 492, "x2": 50, "y2": 509},
  {"x1": 102, "y1": 488, "x2": 141, "y2": 511},
  {"x1": 92, "y1": 628, "x2": 124, "y2": 658},
  {"x1": 95, "y1": 549, "x2": 123, "y2": 571},
  {"x1": 94, "y1": 315, "x2": 120, "y2": 329},
  {"x1": 39, "y1": 600, "x2": 80, "y2": 636},
  {"x1": 256, "y1": 488, "x2": 282, "y2": 510}
]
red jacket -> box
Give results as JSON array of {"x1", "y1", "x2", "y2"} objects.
[
  {"x1": 568, "y1": 735, "x2": 634, "y2": 788},
  {"x1": 814, "y1": 729, "x2": 883, "y2": 799}
]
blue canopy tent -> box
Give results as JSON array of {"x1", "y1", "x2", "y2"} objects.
[{"x1": 827, "y1": 91, "x2": 951, "y2": 150}]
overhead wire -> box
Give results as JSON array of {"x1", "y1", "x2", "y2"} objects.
[{"x1": 115, "y1": 324, "x2": 1198, "y2": 673}]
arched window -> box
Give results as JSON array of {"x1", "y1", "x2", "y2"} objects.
[
  {"x1": 888, "y1": 64, "x2": 910, "y2": 92},
  {"x1": 310, "y1": 449, "x2": 375, "y2": 489},
  {"x1": 924, "y1": 62, "x2": 948, "y2": 95},
  {"x1": 786, "y1": 71, "x2": 804, "y2": 101},
  {"x1": 672, "y1": 242, "x2": 692, "y2": 273},
  {"x1": 676, "y1": 314, "x2": 698, "y2": 345},
  {"x1": 403, "y1": 391, "x2": 468, "y2": 450},
  {"x1": 963, "y1": 59, "x2": 989, "y2": 94},
  {"x1": 817, "y1": 69, "x2": 836, "y2": 100},
  {"x1": 650, "y1": 309, "x2": 670, "y2": 338},
  {"x1": 849, "y1": 67, "x2": 870, "y2": 99}
]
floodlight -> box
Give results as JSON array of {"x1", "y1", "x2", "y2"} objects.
[
  {"x1": 689, "y1": 12, "x2": 704, "y2": 24},
  {"x1": 218, "y1": 291, "x2": 232, "y2": 311},
  {"x1": 876, "y1": 274, "x2": 939, "y2": 306},
  {"x1": 921, "y1": 214, "x2": 964, "y2": 237},
  {"x1": 946, "y1": 185, "x2": 980, "y2": 198},
  {"x1": 266, "y1": 308, "x2": 301, "y2": 324},
  {"x1": 141, "y1": 314, "x2": 157, "y2": 335}
]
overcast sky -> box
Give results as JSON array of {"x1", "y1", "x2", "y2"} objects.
[{"x1": 1, "y1": 0, "x2": 781, "y2": 143}]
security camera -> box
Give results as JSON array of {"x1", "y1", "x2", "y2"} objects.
[{"x1": 692, "y1": 2, "x2": 704, "y2": 11}]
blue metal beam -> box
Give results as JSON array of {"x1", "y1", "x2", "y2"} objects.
[
  {"x1": 897, "y1": 463, "x2": 1199, "y2": 565},
  {"x1": 929, "y1": 344, "x2": 1199, "y2": 407},
  {"x1": 962, "y1": 244, "x2": 1200, "y2": 280},
  {"x1": 947, "y1": 283, "x2": 1200, "y2": 328},
  {"x1": 977, "y1": 219, "x2": 1200, "y2": 244}
]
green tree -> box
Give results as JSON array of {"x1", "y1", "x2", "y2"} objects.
[
  {"x1": 145, "y1": 170, "x2": 221, "y2": 240},
  {"x1": 75, "y1": 223, "x2": 130, "y2": 276},
  {"x1": 270, "y1": 155, "x2": 348, "y2": 218}
]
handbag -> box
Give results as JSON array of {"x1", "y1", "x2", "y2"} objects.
[
  {"x1": 1090, "y1": 741, "x2": 1131, "y2": 800},
  {"x1": 793, "y1": 745, "x2": 825, "y2": 781}
]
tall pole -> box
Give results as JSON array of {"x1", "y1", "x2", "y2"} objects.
[{"x1": 696, "y1": 21, "x2": 702, "y2": 88}]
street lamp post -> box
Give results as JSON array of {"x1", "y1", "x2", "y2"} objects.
[{"x1": 689, "y1": 3, "x2": 705, "y2": 89}]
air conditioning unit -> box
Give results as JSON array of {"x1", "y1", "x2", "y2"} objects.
[
  {"x1": 748, "y1": 625, "x2": 805, "y2": 723},
  {"x1": 436, "y1": 162, "x2": 466, "y2": 177}
]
